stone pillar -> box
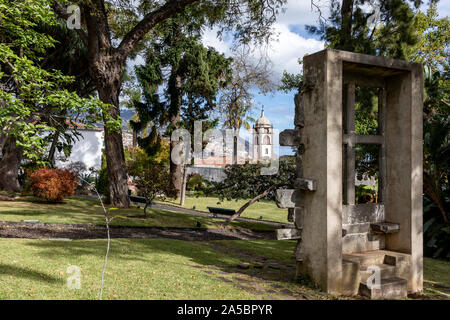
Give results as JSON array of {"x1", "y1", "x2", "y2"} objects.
[
  {"x1": 384, "y1": 64, "x2": 423, "y2": 292},
  {"x1": 296, "y1": 50, "x2": 343, "y2": 294}
]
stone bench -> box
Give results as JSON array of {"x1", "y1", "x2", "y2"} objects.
[{"x1": 207, "y1": 206, "x2": 236, "y2": 217}]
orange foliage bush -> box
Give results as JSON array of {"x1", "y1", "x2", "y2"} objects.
[{"x1": 28, "y1": 168, "x2": 78, "y2": 202}]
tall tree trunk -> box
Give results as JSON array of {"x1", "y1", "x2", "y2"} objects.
[
  {"x1": 180, "y1": 164, "x2": 188, "y2": 206},
  {"x1": 0, "y1": 137, "x2": 23, "y2": 192},
  {"x1": 132, "y1": 130, "x2": 137, "y2": 148},
  {"x1": 340, "y1": 0, "x2": 354, "y2": 51},
  {"x1": 169, "y1": 73, "x2": 182, "y2": 198},
  {"x1": 96, "y1": 71, "x2": 130, "y2": 208},
  {"x1": 47, "y1": 130, "x2": 60, "y2": 167},
  {"x1": 232, "y1": 128, "x2": 240, "y2": 165}
]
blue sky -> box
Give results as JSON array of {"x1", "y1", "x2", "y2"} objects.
[
  {"x1": 125, "y1": 1, "x2": 449, "y2": 156},
  {"x1": 201, "y1": 0, "x2": 450, "y2": 156}
]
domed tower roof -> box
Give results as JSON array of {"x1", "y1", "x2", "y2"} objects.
[{"x1": 255, "y1": 108, "x2": 271, "y2": 127}]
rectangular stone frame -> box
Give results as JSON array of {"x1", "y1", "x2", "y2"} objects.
[{"x1": 297, "y1": 49, "x2": 423, "y2": 294}]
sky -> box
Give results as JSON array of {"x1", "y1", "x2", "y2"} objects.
[
  {"x1": 200, "y1": 0, "x2": 450, "y2": 156},
  {"x1": 124, "y1": 0, "x2": 449, "y2": 156}
]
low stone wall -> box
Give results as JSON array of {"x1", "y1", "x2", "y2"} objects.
[{"x1": 187, "y1": 166, "x2": 226, "y2": 183}]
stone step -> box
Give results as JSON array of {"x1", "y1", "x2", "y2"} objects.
[
  {"x1": 359, "y1": 277, "x2": 408, "y2": 300},
  {"x1": 342, "y1": 250, "x2": 386, "y2": 268},
  {"x1": 359, "y1": 264, "x2": 396, "y2": 283},
  {"x1": 370, "y1": 222, "x2": 400, "y2": 234}
]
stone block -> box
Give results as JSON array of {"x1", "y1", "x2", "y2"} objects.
[
  {"x1": 279, "y1": 129, "x2": 300, "y2": 146},
  {"x1": 287, "y1": 208, "x2": 294, "y2": 222},
  {"x1": 294, "y1": 178, "x2": 317, "y2": 191},
  {"x1": 293, "y1": 207, "x2": 304, "y2": 229},
  {"x1": 370, "y1": 222, "x2": 400, "y2": 234},
  {"x1": 275, "y1": 189, "x2": 300, "y2": 208},
  {"x1": 359, "y1": 277, "x2": 407, "y2": 300},
  {"x1": 294, "y1": 93, "x2": 304, "y2": 127},
  {"x1": 276, "y1": 228, "x2": 301, "y2": 240},
  {"x1": 342, "y1": 204, "x2": 385, "y2": 225}
]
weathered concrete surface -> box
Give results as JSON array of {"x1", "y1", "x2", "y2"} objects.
[
  {"x1": 275, "y1": 189, "x2": 300, "y2": 209},
  {"x1": 371, "y1": 222, "x2": 400, "y2": 234},
  {"x1": 384, "y1": 63, "x2": 423, "y2": 293},
  {"x1": 359, "y1": 277, "x2": 408, "y2": 300},
  {"x1": 276, "y1": 228, "x2": 301, "y2": 240},
  {"x1": 342, "y1": 204, "x2": 385, "y2": 225},
  {"x1": 294, "y1": 178, "x2": 317, "y2": 191},
  {"x1": 279, "y1": 129, "x2": 300, "y2": 147},
  {"x1": 295, "y1": 49, "x2": 423, "y2": 296},
  {"x1": 296, "y1": 49, "x2": 343, "y2": 294}
]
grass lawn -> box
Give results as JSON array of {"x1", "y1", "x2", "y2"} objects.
[
  {"x1": 0, "y1": 238, "x2": 448, "y2": 300},
  {"x1": 423, "y1": 257, "x2": 450, "y2": 287},
  {"x1": 0, "y1": 238, "x2": 260, "y2": 299},
  {"x1": 158, "y1": 196, "x2": 290, "y2": 224},
  {"x1": 0, "y1": 197, "x2": 448, "y2": 300},
  {"x1": 0, "y1": 197, "x2": 276, "y2": 231}
]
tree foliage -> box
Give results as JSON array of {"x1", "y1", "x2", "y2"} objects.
[
  {"x1": 28, "y1": 167, "x2": 78, "y2": 202},
  {"x1": 214, "y1": 157, "x2": 296, "y2": 202},
  {"x1": 219, "y1": 48, "x2": 276, "y2": 132},
  {"x1": 209, "y1": 157, "x2": 296, "y2": 225},
  {"x1": 127, "y1": 148, "x2": 175, "y2": 216},
  {"x1": 0, "y1": 0, "x2": 111, "y2": 160},
  {"x1": 46, "y1": 0, "x2": 287, "y2": 207}
]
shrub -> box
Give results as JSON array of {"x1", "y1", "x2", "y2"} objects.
[
  {"x1": 95, "y1": 167, "x2": 110, "y2": 202},
  {"x1": 187, "y1": 174, "x2": 203, "y2": 191},
  {"x1": 28, "y1": 168, "x2": 78, "y2": 202}
]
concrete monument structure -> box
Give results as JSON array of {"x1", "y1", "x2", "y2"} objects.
[{"x1": 277, "y1": 49, "x2": 423, "y2": 299}]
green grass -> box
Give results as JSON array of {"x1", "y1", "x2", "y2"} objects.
[
  {"x1": 214, "y1": 240, "x2": 298, "y2": 263},
  {"x1": 0, "y1": 238, "x2": 261, "y2": 299},
  {"x1": 158, "y1": 196, "x2": 290, "y2": 224},
  {"x1": 0, "y1": 238, "x2": 448, "y2": 300},
  {"x1": 0, "y1": 197, "x2": 448, "y2": 299},
  {"x1": 423, "y1": 257, "x2": 450, "y2": 287},
  {"x1": 0, "y1": 197, "x2": 275, "y2": 231}
]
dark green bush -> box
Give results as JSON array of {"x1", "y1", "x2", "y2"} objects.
[{"x1": 95, "y1": 167, "x2": 110, "y2": 203}]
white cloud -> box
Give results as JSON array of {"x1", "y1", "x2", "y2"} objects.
[
  {"x1": 202, "y1": 23, "x2": 324, "y2": 82},
  {"x1": 267, "y1": 23, "x2": 324, "y2": 78},
  {"x1": 276, "y1": 0, "x2": 329, "y2": 26},
  {"x1": 201, "y1": 27, "x2": 232, "y2": 56}
]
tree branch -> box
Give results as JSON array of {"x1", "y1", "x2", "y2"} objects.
[
  {"x1": 51, "y1": 2, "x2": 89, "y2": 47},
  {"x1": 222, "y1": 183, "x2": 282, "y2": 227},
  {"x1": 116, "y1": 0, "x2": 199, "y2": 61}
]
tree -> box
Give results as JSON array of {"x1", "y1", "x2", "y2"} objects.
[
  {"x1": 36, "y1": 18, "x2": 98, "y2": 166},
  {"x1": 308, "y1": 0, "x2": 421, "y2": 59},
  {"x1": 218, "y1": 47, "x2": 276, "y2": 163},
  {"x1": 127, "y1": 148, "x2": 174, "y2": 217},
  {"x1": 131, "y1": 13, "x2": 232, "y2": 197},
  {"x1": 49, "y1": 0, "x2": 288, "y2": 207},
  {"x1": 406, "y1": 3, "x2": 449, "y2": 72},
  {"x1": 212, "y1": 157, "x2": 296, "y2": 225},
  {"x1": 0, "y1": 0, "x2": 108, "y2": 192}
]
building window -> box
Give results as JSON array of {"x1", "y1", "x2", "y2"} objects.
[
  {"x1": 265, "y1": 148, "x2": 268, "y2": 154},
  {"x1": 264, "y1": 135, "x2": 270, "y2": 145}
]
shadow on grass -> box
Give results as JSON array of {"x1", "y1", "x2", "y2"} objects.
[
  {"x1": 0, "y1": 197, "x2": 275, "y2": 231},
  {"x1": 0, "y1": 263, "x2": 62, "y2": 284},
  {"x1": 22, "y1": 238, "x2": 298, "y2": 286}
]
